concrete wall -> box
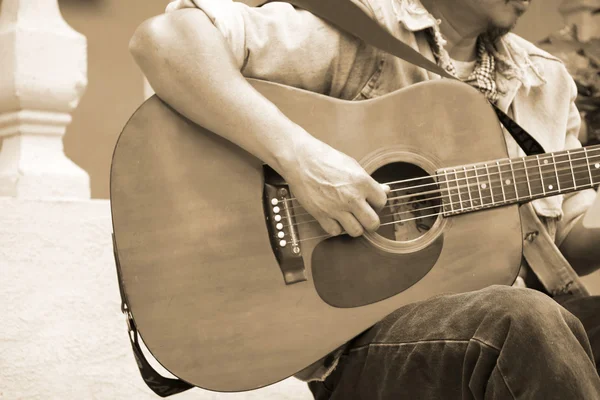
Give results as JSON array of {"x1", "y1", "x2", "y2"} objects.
[{"x1": 0, "y1": 197, "x2": 313, "y2": 398}]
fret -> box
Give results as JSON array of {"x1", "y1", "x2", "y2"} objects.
[
  {"x1": 436, "y1": 146, "x2": 600, "y2": 217},
  {"x1": 566, "y1": 150, "x2": 577, "y2": 190},
  {"x1": 498, "y1": 161, "x2": 518, "y2": 202},
  {"x1": 480, "y1": 164, "x2": 494, "y2": 207},
  {"x1": 551, "y1": 153, "x2": 561, "y2": 191},
  {"x1": 443, "y1": 169, "x2": 464, "y2": 214},
  {"x1": 596, "y1": 158, "x2": 600, "y2": 185},
  {"x1": 584, "y1": 148, "x2": 594, "y2": 186},
  {"x1": 484, "y1": 163, "x2": 496, "y2": 206},
  {"x1": 536, "y1": 155, "x2": 546, "y2": 196},
  {"x1": 524, "y1": 156, "x2": 543, "y2": 197},
  {"x1": 508, "y1": 159, "x2": 518, "y2": 200},
  {"x1": 521, "y1": 157, "x2": 533, "y2": 199},
  {"x1": 454, "y1": 167, "x2": 473, "y2": 212},
  {"x1": 533, "y1": 153, "x2": 563, "y2": 196},
  {"x1": 543, "y1": 154, "x2": 560, "y2": 194},
  {"x1": 454, "y1": 168, "x2": 473, "y2": 211},
  {"x1": 441, "y1": 169, "x2": 455, "y2": 214},
  {"x1": 473, "y1": 164, "x2": 484, "y2": 207},
  {"x1": 462, "y1": 166, "x2": 474, "y2": 209},
  {"x1": 554, "y1": 150, "x2": 576, "y2": 191},
  {"x1": 592, "y1": 147, "x2": 600, "y2": 186},
  {"x1": 452, "y1": 168, "x2": 465, "y2": 212},
  {"x1": 496, "y1": 161, "x2": 507, "y2": 203}
]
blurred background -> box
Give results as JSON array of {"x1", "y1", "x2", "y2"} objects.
[{"x1": 8, "y1": 0, "x2": 585, "y2": 200}]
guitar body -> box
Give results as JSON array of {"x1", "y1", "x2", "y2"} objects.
[{"x1": 110, "y1": 79, "x2": 522, "y2": 392}]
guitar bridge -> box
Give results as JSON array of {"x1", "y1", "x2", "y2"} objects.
[{"x1": 264, "y1": 167, "x2": 306, "y2": 285}]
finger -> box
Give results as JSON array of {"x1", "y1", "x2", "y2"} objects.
[
  {"x1": 365, "y1": 180, "x2": 389, "y2": 212},
  {"x1": 319, "y1": 217, "x2": 343, "y2": 236},
  {"x1": 335, "y1": 212, "x2": 364, "y2": 237},
  {"x1": 352, "y1": 201, "x2": 381, "y2": 232}
]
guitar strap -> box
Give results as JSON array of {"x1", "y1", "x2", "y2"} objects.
[
  {"x1": 112, "y1": 234, "x2": 195, "y2": 397},
  {"x1": 116, "y1": 1, "x2": 556, "y2": 396}
]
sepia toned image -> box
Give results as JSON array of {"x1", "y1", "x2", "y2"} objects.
[{"x1": 2, "y1": 0, "x2": 600, "y2": 399}]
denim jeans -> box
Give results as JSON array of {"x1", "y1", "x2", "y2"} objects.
[{"x1": 308, "y1": 285, "x2": 600, "y2": 399}]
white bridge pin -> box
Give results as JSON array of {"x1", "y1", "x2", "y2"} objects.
[
  {"x1": 276, "y1": 223, "x2": 283, "y2": 230},
  {"x1": 279, "y1": 240, "x2": 287, "y2": 247},
  {"x1": 271, "y1": 198, "x2": 279, "y2": 205}
]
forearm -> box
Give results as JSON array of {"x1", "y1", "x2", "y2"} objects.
[
  {"x1": 129, "y1": 8, "x2": 391, "y2": 237},
  {"x1": 559, "y1": 205, "x2": 600, "y2": 276},
  {"x1": 129, "y1": 9, "x2": 311, "y2": 177}
]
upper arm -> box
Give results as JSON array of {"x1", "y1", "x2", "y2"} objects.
[{"x1": 166, "y1": 0, "x2": 373, "y2": 98}]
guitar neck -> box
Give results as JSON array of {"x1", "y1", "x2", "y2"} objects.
[{"x1": 437, "y1": 144, "x2": 600, "y2": 216}]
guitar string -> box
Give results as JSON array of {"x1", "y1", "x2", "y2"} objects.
[
  {"x1": 297, "y1": 211, "x2": 445, "y2": 243},
  {"x1": 279, "y1": 163, "x2": 599, "y2": 231},
  {"x1": 280, "y1": 158, "x2": 600, "y2": 225},
  {"x1": 283, "y1": 148, "x2": 600, "y2": 208},
  {"x1": 295, "y1": 210, "x2": 449, "y2": 243},
  {"x1": 280, "y1": 149, "x2": 600, "y2": 214},
  {"x1": 296, "y1": 176, "x2": 592, "y2": 243},
  {"x1": 386, "y1": 154, "x2": 600, "y2": 201},
  {"x1": 285, "y1": 162, "x2": 600, "y2": 228},
  {"x1": 285, "y1": 149, "x2": 600, "y2": 216}
]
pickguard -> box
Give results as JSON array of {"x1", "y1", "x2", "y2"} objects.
[{"x1": 312, "y1": 235, "x2": 443, "y2": 308}]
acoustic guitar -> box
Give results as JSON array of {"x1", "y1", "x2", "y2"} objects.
[{"x1": 110, "y1": 78, "x2": 600, "y2": 392}]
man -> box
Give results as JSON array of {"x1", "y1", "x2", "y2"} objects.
[{"x1": 129, "y1": 0, "x2": 600, "y2": 398}]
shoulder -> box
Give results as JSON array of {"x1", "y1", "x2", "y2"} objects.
[
  {"x1": 503, "y1": 33, "x2": 564, "y2": 64},
  {"x1": 503, "y1": 33, "x2": 575, "y2": 88}
]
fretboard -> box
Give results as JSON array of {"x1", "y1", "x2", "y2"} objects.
[{"x1": 437, "y1": 144, "x2": 600, "y2": 216}]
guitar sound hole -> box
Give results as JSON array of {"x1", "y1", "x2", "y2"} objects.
[{"x1": 371, "y1": 162, "x2": 441, "y2": 242}]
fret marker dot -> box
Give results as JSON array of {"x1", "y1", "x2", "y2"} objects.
[
  {"x1": 505, "y1": 179, "x2": 511, "y2": 185},
  {"x1": 544, "y1": 159, "x2": 549, "y2": 165},
  {"x1": 481, "y1": 183, "x2": 487, "y2": 189},
  {"x1": 595, "y1": 163, "x2": 600, "y2": 169},
  {"x1": 548, "y1": 185, "x2": 553, "y2": 190}
]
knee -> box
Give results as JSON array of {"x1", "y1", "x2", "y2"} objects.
[
  {"x1": 478, "y1": 286, "x2": 586, "y2": 341},
  {"x1": 483, "y1": 285, "x2": 555, "y2": 312},
  {"x1": 482, "y1": 285, "x2": 561, "y2": 319}
]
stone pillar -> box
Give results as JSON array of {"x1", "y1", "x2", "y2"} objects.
[
  {"x1": 559, "y1": 0, "x2": 600, "y2": 41},
  {"x1": 0, "y1": 0, "x2": 90, "y2": 199}
]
